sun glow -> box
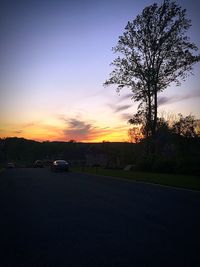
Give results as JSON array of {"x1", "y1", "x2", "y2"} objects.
[{"x1": 0, "y1": 119, "x2": 130, "y2": 143}]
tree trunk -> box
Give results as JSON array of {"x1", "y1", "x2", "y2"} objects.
[
  {"x1": 146, "y1": 83, "x2": 152, "y2": 139},
  {"x1": 153, "y1": 89, "x2": 157, "y2": 137}
]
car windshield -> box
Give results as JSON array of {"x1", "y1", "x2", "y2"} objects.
[{"x1": 55, "y1": 160, "x2": 67, "y2": 164}]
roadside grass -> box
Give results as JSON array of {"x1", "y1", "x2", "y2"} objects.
[{"x1": 72, "y1": 166, "x2": 200, "y2": 191}]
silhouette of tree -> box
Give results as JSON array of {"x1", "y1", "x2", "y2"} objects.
[
  {"x1": 128, "y1": 127, "x2": 143, "y2": 143},
  {"x1": 104, "y1": 0, "x2": 200, "y2": 139},
  {"x1": 172, "y1": 114, "x2": 199, "y2": 138}
]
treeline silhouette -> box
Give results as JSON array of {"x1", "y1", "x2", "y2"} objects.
[
  {"x1": 0, "y1": 138, "x2": 135, "y2": 169},
  {"x1": 0, "y1": 130, "x2": 200, "y2": 175}
]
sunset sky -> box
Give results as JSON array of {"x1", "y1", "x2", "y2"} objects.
[{"x1": 0, "y1": 0, "x2": 200, "y2": 142}]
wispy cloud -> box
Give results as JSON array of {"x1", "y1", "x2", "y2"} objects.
[
  {"x1": 158, "y1": 91, "x2": 200, "y2": 106},
  {"x1": 120, "y1": 113, "x2": 132, "y2": 121},
  {"x1": 0, "y1": 115, "x2": 130, "y2": 142},
  {"x1": 109, "y1": 104, "x2": 132, "y2": 113},
  {"x1": 58, "y1": 115, "x2": 131, "y2": 142},
  {"x1": 115, "y1": 104, "x2": 132, "y2": 113},
  {"x1": 13, "y1": 130, "x2": 23, "y2": 134},
  {"x1": 61, "y1": 117, "x2": 112, "y2": 141},
  {"x1": 118, "y1": 93, "x2": 133, "y2": 101},
  {"x1": 63, "y1": 118, "x2": 92, "y2": 140},
  {"x1": 106, "y1": 90, "x2": 135, "y2": 116}
]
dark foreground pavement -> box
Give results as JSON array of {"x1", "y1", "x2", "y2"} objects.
[{"x1": 0, "y1": 168, "x2": 200, "y2": 267}]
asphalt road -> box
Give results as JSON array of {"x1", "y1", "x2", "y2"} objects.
[{"x1": 0, "y1": 168, "x2": 200, "y2": 267}]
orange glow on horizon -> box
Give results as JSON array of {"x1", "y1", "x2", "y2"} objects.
[
  {"x1": 128, "y1": 127, "x2": 144, "y2": 143},
  {"x1": 0, "y1": 123, "x2": 130, "y2": 143}
]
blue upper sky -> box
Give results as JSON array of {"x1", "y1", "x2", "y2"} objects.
[{"x1": 0, "y1": 0, "x2": 200, "y2": 141}]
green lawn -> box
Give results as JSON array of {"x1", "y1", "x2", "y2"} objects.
[{"x1": 73, "y1": 166, "x2": 200, "y2": 191}]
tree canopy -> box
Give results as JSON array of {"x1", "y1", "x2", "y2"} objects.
[{"x1": 104, "y1": 0, "x2": 200, "y2": 138}]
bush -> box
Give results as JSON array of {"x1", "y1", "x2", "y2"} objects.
[
  {"x1": 153, "y1": 158, "x2": 176, "y2": 173},
  {"x1": 177, "y1": 157, "x2": 200, "y2": 175},
  {"x1": 135, "y1": 156, "x2": 154, "y2": 172}
]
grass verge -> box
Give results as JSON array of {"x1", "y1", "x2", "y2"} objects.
[{"x1": 73, "y1": 166, "x2": 200, "y2": 191}]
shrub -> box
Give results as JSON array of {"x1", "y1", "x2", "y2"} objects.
[
  {"x1": 135, "y1": 156, "x2": 154, "y2": 172},
  {"x1": 177, "y1": 157, "x2": 200, "y2": 175},
  {"x1": 153, "y1": 158, "x2": 176, "y2": 173}
]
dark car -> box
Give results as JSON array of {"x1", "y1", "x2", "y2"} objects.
[
  {"x1": 51, "y1": 160, "x2": 69, "y2": 172},
  {"x1": 6, "y1": 162, "x2": 15, "y2": 168},
  {"x1": 34, "y1": 160, "x2": 44, "y2": 168}
]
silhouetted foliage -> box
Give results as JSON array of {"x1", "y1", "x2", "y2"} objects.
[
  {"x1": 127, "y1": 113, "x2": 200, "y2": 174},
  {"x1": 105, "y1": 0, "x2": 200, "y2": 140},
  {"x1": 171, "y1": 113, "x2": 199, "y2": 138},
  {"x1": 1, "y1": 126, "x2": 200, "y2": 175},
  {"x1": 128, "y1": 127, "x2": 143, "y2": 143},
  {"x1": 0, "y1": 138, "x2": 137, "y2": 169}
]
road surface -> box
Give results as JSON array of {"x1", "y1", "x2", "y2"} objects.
[{"x1": 0, "y1": 168, "x2": 200, "y2": 266}]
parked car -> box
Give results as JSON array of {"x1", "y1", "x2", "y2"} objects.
[
  {"x1": 34, "y1": 160, "x2": 44, "y2": 168},
  {"x1": 6, "y1": 162, "x2": 15, "y2": 168},
  {"x1": 51, "y1": 160, "x2": 69, "y2": 172}
]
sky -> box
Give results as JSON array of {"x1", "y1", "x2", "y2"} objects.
[{"x1": 0, "y1": 0, "x2": 200, "y2": 142}]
